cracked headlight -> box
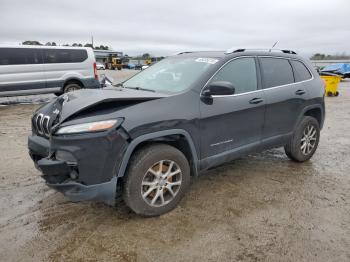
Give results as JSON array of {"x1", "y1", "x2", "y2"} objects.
[{"x1": 56, "y1": 120, "x2": 118, "y2": 135}]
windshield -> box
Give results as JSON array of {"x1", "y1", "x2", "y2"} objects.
[{"x1": 123, "y1": 57, "x2": 219, "y2": 93}]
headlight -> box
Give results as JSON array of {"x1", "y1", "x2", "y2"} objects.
[{"x1": 56, "y1": 120, "x2": 118, "y2": 135}]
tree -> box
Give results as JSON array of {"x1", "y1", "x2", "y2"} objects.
[
  {"x1": 311, "y1": 53, "x2": 350, "y2": 60},
  {"x1": 45, "y1": 42, "x2": 52, "y2": 46},
  {"x1": 22, "y1": 40, "x2": 42, "y2": 45},
  {"x1": 51, "y1": 42, "x2": 57, "y2": 46},
  {"x1": 142, "y1": 53, "x2": 150, "y2": 59},
  {"x1": 84, "y1": 43, "x2": 93, "y2": 48}
]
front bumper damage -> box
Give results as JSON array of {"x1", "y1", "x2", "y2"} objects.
[{"x1": 28, "y1": 129, "x2": 128, "y2": 206}]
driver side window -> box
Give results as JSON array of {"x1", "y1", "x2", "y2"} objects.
[{"x1": 211, "y1": 57, "x2": 257, "y2": 94}]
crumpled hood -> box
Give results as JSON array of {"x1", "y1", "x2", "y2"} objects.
[{"x1": 36, "y1": 88, "x2": 168, "y2": 126}]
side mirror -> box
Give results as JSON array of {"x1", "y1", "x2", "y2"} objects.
[{"x1": 202, "y1": 81, "x2": 235, "y2": 97}]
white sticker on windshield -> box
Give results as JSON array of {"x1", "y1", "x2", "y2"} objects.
[{"x1": 195, "y1": 58, "x2": 219, "y2": 64}]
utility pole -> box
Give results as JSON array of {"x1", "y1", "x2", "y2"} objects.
[{"x1": 91, "y1": 36, "x2": 94, "y2": 48}]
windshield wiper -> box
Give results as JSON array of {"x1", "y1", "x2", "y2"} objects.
[
  {"x1": 123, "y1": 86, "x2": 156, "y2": 92},
  {"x1": 114, "y1": 82, "x2": 124, "y2": 87}
]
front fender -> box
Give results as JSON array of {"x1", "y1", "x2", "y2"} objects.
[{"x1": 117, "y1": 129, "x2": 199, "y2": 178}]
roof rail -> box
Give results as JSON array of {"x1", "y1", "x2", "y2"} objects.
[{"x1": 225, "y1": 48, "x2": 297, "y2": 55}]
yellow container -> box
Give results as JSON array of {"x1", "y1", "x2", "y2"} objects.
[{"x1": 320, "y1": 75, "x2": 341, "y2": 96}]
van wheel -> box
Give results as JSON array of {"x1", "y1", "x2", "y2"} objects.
[
  {"x1": 123, "y1": 144, "x2": 190, "y2": 217},
  {"x1": 63, "y1": 83, "x2": 81, "y2": 93},
  {"x1": 284, "y1": 116, "x2": 320, "y2": 162}
]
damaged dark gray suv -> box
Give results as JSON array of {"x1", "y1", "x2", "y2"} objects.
[{"x1": 28, "y1": 49, "x2": 325, "y2": 216}]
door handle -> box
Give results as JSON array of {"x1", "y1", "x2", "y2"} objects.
[
  {"x1": 295, "y1": 89, "x2": 306, "y2": 95},
  {"x1": 249, "y1": 98, "x2": 264, "y2": 104}
]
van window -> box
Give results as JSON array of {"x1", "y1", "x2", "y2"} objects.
[
  {"x1": 210, "y1": 57, "x2": 257, "y2": 94},
  {"x1": 0, "y1": 48, "x2": 42, "y2": 65},
  {"x1": 43, "y1": 49, "x2": 88, "y2": 63},
  {"x1": 260, "y1": 58, "x2": 294, "y2": 88},
  {"x1": 291, "y1": 60, "x2": 312, "y2": 82}
]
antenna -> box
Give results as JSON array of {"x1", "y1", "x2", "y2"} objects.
[{"x1": 269, "y1": 41, "x2": 278, "y2": 52}]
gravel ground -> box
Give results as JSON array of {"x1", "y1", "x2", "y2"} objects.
[{"x1": 0, "y1": 75, "x2": 349, "y2": 262}]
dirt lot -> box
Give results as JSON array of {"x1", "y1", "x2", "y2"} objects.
[{"x1": 0, "y1": 73, "x2": 349, "y2": 261}]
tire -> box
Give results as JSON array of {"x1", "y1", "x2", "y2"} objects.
[
  {"x1": 123, "y1": 144, "x2": 190, "y2": 217},
  {"x1": 284, "y1": 116, "x2": 320, "y2": 162},
  {"x1": 63, "y1": 83, "x2": 81, "y2": 93}
]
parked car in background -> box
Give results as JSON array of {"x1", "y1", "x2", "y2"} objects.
[
  {"x1": 28, "y1": 49, "x2": 325, "y2": 217},
  {"x1": 0, "y1": 45, "x2": 100, "y2": 97},
  {"x1": 134, "y1": 63, "x2": 143, "y2": 70},
  {"x1": 127, "y1": 63, "x2": 136, "y2": 69},
  {"x1": 141, "y1": 65, "x2": 149, "y2": 70},
  {"x1": 320, "y1": 63, "x2": 350, "y2": 78},
  {"x1": 96, "y1": 62, "x2": 105, "y2": 70}
]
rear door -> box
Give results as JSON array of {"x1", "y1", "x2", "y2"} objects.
[
  {"x1": 199, "y1": 57, "x2": 266, "y2": 161},
  {"x1": 259, "y1": 57, "x2": 309, "y2": 144},
  {"x1": 0, "y1": 48, "x2": 45, "y2": 95}
]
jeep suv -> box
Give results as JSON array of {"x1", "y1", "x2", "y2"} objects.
[{"x1": 28, "y1": 49, "x2": 325, "y2": 216}]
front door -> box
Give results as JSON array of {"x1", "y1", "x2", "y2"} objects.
[{"x1": 199, "y1": 57, "x2": 265, "y2": 166}]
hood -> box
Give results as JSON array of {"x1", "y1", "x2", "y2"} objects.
[{"x1": 36, "y1": 88, "x2": 168, "y2": 128}]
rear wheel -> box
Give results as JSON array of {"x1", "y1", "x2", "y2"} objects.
[
  {"x1": 123, "y1": 144, "x2": 190, "y2": 217},
  {"x1": 63, "y1": 83, "x2": 81, "y2": 93},
  {"x1": 284, "y1": 116, "x2": 320, "y2": 162}
]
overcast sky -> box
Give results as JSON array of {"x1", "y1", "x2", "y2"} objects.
[{"x1": 0, "y1": 0, "x2": 349, "y2": 56}]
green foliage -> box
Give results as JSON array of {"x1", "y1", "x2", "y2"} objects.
[
  {"x1": 94, "y1": 45, "x2": 109, "y2": 50},
  {"x1": 142, "y1": 53, "x2": 150, "y2": 59},
  {"x1": 311, "y1": 53, "x2": 350, "y2": 60},
  {"x1": 22, "y1": 40, "x2": 42, "y2": 45}
]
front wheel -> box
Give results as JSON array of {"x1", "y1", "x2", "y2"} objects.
[
  {"x1": 123, "y1": 144, "x2": 190, "y2": 217},
  {"x1": 284, "y1": 116, "x2": 320, "y2": 162}
]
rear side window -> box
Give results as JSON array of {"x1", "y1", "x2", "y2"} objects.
[
  {"x1": 43, "y1": 49, "x2": 88, "y2": 63},
  {"x1": 210, "y1": 57, "x2": 257, "y2": 94},
  {"x1": 291, "y1": 60, "x2": 312, "y2": 82},
  {"x1": 0, "y1": 48, "x2": 42, "y2": 65},
  {"x1": 260, "y1": 58, "x2": 294, "y2": 88}
]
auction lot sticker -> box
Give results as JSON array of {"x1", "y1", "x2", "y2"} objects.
[{"x1": 195, "y1": 58, "x2": 219, "y2": 64}]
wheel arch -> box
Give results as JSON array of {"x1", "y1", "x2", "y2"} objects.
[
  {"x1": 117, "y1": 129, "x2": 199, "y2": 178},
  {"x1": 295, "y1": 104, "x2": 325, "y2": 130},
  {"x1": 63, "y1": 78, "x2": 84, "y2": 89}
]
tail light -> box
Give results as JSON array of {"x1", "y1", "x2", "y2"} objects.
[{"x1": 93, "y1": 62, "x2": 99, "y2": 80}]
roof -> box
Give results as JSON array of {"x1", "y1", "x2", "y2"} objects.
[{"x1": 0, "y1": 44, "x2": 92, "y2": 50}]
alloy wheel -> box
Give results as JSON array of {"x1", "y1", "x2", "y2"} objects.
[
  {"x1": 141, "y1": 160, "x2": 182, "y2": 207},
  {"x1": 300, "y1": 125, "x2": 317, "y2": 155}
]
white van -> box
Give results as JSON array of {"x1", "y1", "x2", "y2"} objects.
[{"x1": 0, "y1": 45, "x2": 100, "y2": 97}]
